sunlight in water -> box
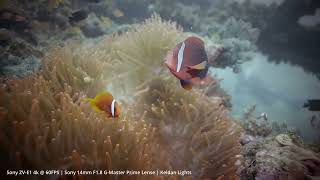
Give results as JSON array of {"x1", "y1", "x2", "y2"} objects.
[{"x1": 212, "y1": 52, "x2": 320, "y2": 141}]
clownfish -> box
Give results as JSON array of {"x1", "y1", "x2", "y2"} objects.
[
  {"x1": 165, "y1": 36, "x2": 210, "y2": 90},
  {"x1": 85, "y1": 92, "x2": 121, "y2": 118}
]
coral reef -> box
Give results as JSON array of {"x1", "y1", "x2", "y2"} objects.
[
  {"x1": 239, "y1": 104, "x2": 320, "y2": 179},
  {"x1": 206, "y1": 17, "x2": 260, "y2": 73},
  {"x1": 240, "y1": 105, "x2": 302, "y2": 139},
  {"x1": 240, "y1": 133, "x2": 320, "y2": 179},
  {"x1": 0, "y1": 29, "x2": 43, "y2": 77},
  {"x1": 0, "y1": 15, "x2": 243, "y2": 180},
  {"x1": 0, "y1": 0, "x2": 129, "y2": 77},
  {"x1": 241, "y1": 105, "x2": 273, "y2": 137}
]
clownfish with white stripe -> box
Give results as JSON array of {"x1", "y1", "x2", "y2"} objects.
[
  {"x1": 85, "y1": 92, "x2": 121, "y2": 118},
  {"x1": 165, "y1": 36, "x2": 210, "y2": 90}
]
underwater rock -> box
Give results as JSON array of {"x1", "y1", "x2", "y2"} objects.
[
  {"x1": 69, "y1": 9, "x2": 89, "y2": 24},
  {"x1": 52, "y1": 13, "x2": 69, "y2": 30},
  {"x1": 0, "y1": 28, "x2": 14, "y2": 46},
  {"x1": 240, "y1": 134, "x2": 256, "y2": 146},
  {"x1": 241, "y1": 134, "x2": 320, "y2": 179},
  {"x1": 275, "y1": 134, "x2": 294, "y2": 146},
  {"x1": 0, "y1": 9, "x2": 30, "y2": 31}
]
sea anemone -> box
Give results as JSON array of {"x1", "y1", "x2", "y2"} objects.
[
  {"x1": 0, "y1": 14, "x2": 243, "y2": 179},
  {"x1": 108, "y1": 14, "x2": 183, "y2": 96},
  {"x1": 133, "y1": 77, "x2": 243, "y2": 179},
  {"x1": 0, "y1": 74, "x2": 162, "y2": 180}
]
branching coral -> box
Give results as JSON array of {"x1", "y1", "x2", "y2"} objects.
[{"x1": 133, "y1": 77, "x2": 243, "y2": 179}]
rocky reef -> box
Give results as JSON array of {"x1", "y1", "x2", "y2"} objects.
[
  {"x1": 240, "y1": 133, "x2": 320, "y2": 179},
  {"x1": 239, "y1": 105, "x2": 320, "y2": 179}
]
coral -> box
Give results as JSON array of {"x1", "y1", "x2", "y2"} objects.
[
  {"x1": 206, "y1": 17, "x2": 260, "y2": 72},
  {"x1": 0, "y1": 14, "x2": 243, "y2": 180},
  {"x1": 241, "y1": 105, "x2": 273, "y2": 137},
  {"x1": 0, "y1": 55, "x2": 41, "y2": 77},
  {"x1": 0, "y1": 34, "x2": 43, "y2": 77},
  {"x1": 133, "y1": 77, "x2": 243, "y2": 179},
  {"x1": 276, "y1": 134, "x2": 294, "y2": 146},
  {"x1": 205, "y1": 43, "x2": 225, "y2": 67},
  {"x1": 240, "y1": 134, "x2": 320, "y2": 179},
  {"x1": 210, "y1": 17, "x2": 260, "y2": 43}
]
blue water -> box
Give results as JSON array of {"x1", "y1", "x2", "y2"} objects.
[{"x1": 211, "y1": 52, "x2": 320, "y2": 142}]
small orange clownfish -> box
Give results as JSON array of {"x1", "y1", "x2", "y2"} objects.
[
  {"x1": 85, "y1": 92, "x2": 121, "y2": 118},
  {"x1": 165, "y1": 36, "x2": 210, "y2": 90}
]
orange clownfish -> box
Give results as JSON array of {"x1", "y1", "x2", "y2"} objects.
[
  {"x1": 165, "y1": 36, "x2": 209, "y2": 90},
  {"x1": 85, "y1": 92, "x2": 121, "y2": 118}
]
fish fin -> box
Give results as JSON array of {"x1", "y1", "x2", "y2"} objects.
[
  {"x1": 84, "y1": 98, "x2": 103, "y2": 113},
  {"x1": 94, "y1": 92, "x2": 113, "y2": 103},
  {"x1": 180, "y1": 80, "x2": 192, "y2": 90},
  {"x1": 91, "y1": 104, "x2": 104, "y2": 113},
  {"x1": 185, "y1": 36, "x2": 204, "y2": 48},
  {"x1": 186, "y1": 68, "x2": 202, "y2": 78},
  {"x1": 187, "y1": 61, "x2": 207, "y2": 70}
]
